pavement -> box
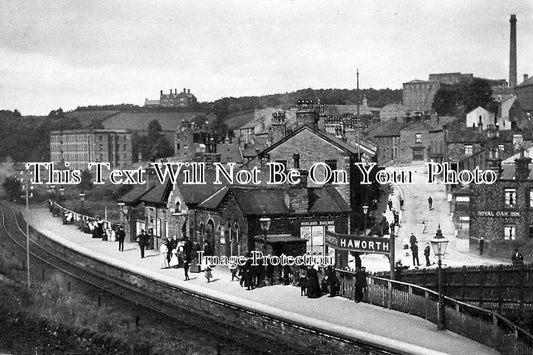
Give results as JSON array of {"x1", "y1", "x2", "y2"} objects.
[
  {"x1": 25, "y1": 207, "x2": 498, "y2": 355},
  {"x1": 360, "y1": 164, "x2": 507, "y2": 272}
]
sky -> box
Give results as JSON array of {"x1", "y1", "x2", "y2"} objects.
[{"x1": 0, "y1": 0, "x2": 532, "y2": 115}]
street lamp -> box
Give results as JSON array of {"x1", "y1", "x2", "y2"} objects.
[
  {"x1": 362, "y1": 205, "x2": 369, "y2": 235},
  {"x1": 430, "y1": 224, "x2": 449, "y2": 330},
  {"x1": 389, "y1": 223, "x2": 399, "y2": 280},
  {"x1": 22, "y1": 166, "x2": 32, "y2": 290},
  {"x1": 79, "y1": 191, "x2": 85, "y2": 213},
  {"x1": 259, "y1": 217, "x2": 271, "y2": 254}
]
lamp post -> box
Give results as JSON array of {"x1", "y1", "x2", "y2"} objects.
[
  {"x1": 259, "y1": 217, "x2": 271, "y2": 254},
  {"x1": 430, "y1": 225, "x2": 449, "y2": 330},
  {"x1": 389, "y1": 223, "x2": 399, "y2": 280},
  {"x1": 362, "y1": 205, "x2": 369, "y2": 235},
  {"x1": 79, "y1": 191, "x2": 85, "y2": 214},
  {"x1": 21, "y1": 166, "x2": 32, "y2": 289}
]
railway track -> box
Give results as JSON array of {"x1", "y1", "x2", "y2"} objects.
[
  {"x1": 0, "y1": 202, "x2": 420, "y2": 355},
  {"x1": 0, "y1": 202, "x2": 270, "y2": 355}
]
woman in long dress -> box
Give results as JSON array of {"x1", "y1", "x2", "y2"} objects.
[{"x1": 160, "y1": 242, "x2": 169, "y2": 269}]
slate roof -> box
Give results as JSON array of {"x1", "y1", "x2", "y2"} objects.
[
  {"x1": 517, "y1": 76, "x2": 533, "y2": 88},
  {"x1": 139, "y1": 179, "x2": 173, "y2": 207},
  {"x1": 259, "y1": 125, "x2": 377, "y2": 158},
  {"x1": 308, "y1": 187, "x2": 352, "y2": 213},
  {"x1": 373, "y1": 120, "x2": 407, "y2": 138},
  {"x1": 117, "y1": 185, "x2": 153, "y2": 205},
  {"x1": 197, "y1": 185, "x2": 351, "y2": 215}
]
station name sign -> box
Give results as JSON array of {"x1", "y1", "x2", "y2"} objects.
[
  {"x1": 476, "y1": 211, "x2": 521, "y2": 218},
  {"x1": 325, "y1": 231, "x2": 390, "y2": 254}
]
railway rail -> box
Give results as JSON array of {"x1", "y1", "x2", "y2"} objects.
[{"x1": 0, "y1": 201, "x2": 428, "y2": 355}]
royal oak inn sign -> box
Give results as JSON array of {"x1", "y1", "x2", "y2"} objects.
[
  {"x1": 325, "y1": 231, "x2": 390, "y2": 254},
  {"x1": 476, "y1": 211, "x2": 521, "y2": 217}
]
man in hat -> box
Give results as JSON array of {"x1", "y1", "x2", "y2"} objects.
[
  {"x1": 136, "y1": 229, "x2": 148, "y2": 258},
  {"x1": 116, "y1": 225, "x2": 126, "y2": 252}
]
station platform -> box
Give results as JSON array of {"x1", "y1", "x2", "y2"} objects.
[{"x1": 26, "y1": 207, "x2": 498, "y2": 355}]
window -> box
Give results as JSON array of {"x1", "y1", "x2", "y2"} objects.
[
  {"x1": 124, "y1": 144, "x2": 127, "y2": 150},
  {"x1": 464, "y1": 145, "x2": 473, "y2": 156},
  {"x1": 415, "y1": 133, "x2": 421, "y2": 144},
  {"x1": 412, "y1": 147, "x2": 424, "y2": 160},
  {"x1": 530, "y1": 189, "x2": 533, "y2": 208},
  {"x1": 504, "y1": 189, "x2": 516, "y2": 207},
  {"x1": 504, "y1": 226, "x2": 516, "y2": 240},
  {"x1": 293, "y1": 153, "x2": 300, "y2": 169}
]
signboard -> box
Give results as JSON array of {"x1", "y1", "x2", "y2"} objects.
[
  {"x1": 476, "y1": 211, "x2": 520, "y2": 218},
  {"x1": 325, "y1": 231, "x2": 390, "y2": 254}
]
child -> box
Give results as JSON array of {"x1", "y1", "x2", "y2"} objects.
[
  {"x1": 204, "y1": 265, "x2": 213, "y2": 283},
  {"x1": 229, "y1": 263, "x2": 239, "y2": 281}
]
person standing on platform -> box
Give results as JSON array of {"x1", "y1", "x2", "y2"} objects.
[
  {"x1": 354, "y1": 267, "x2": 367, "y2": 303},
  {"x1": 183, "y1": 258, "x2": 190, "y2": 281},
  {"x1": 116, "y1": 225, "x2": 125, "y2": 252},
  {"x1": 306, "y1": 265, "x2": 322, "y2": 298},
  {"x1": 511, "y1": 249, "x2": 524, "y2": 265},
  {"x1": 266, "y1": 259, "x2": 275, "y2": 286},
  {"x1": 204, "y1": 265, "x2": 212, "y2": 283},
  {"x1": 399, "y1": 197, "x2": 404, "y2": 210},
  {"x1": 424, "y1": 243, "x2": 431, "y2": 266},
  {"x1": 229, "y1": 262, "x2": 239, "y2": 281},
  {"x1": 411, "y1": 240, "x2": 420, "y2": 267},
  {"x1": 160, "y1": 239, "x2": 169, "y2": 269},
  {"x1": 136, "y1": 230, "x2": 147, "y2": 258},
  {"x1": 478, "y1": 237, "x2": 485, "y2": 256},
  {"x1": 428, "y1": 196, "x2": 433, "y2": 210}
]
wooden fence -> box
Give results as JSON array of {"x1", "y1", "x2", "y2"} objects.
[
  {"x1": 336, "y1": 269, "x2": 533, "y2": 355},
  {"x1": 376, "y1": 264, "x2": 533, "y2": 311}
]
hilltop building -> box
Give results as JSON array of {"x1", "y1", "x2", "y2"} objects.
[{"x1": 144, "y1": 88, "x2": 198, "y2": 108}]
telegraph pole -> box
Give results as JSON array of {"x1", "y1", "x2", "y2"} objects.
[
  {"x1": 25, "y1": 167, "x2": 31, "y2": 289},
  {"x1": 356, "y1": 69, "x2": 361, "y2": 159}
]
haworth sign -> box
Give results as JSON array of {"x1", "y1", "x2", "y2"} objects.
[
  {"x1": 476, "y1": 211, "x2": 521, "y2": 218},
  {"x1": 325, "y1": 231, "x2": 390, "y2": 254}
]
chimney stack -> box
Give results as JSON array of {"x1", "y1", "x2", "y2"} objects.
[
  {"x1": 509, "y1": 14, "x2": 517, "y2": 88},
  {"x1": 183, "y1": 88, "x2": 186, "y2": 93},
  {"x1": 515, "y1": 149, "x2": 531, "y2": 180},
  {"x1": 524, "y1": 74, "x2": 529, "y2": 83},
  {"x1": 188, "y1": 89, "x2": 190, "y2": 94}
]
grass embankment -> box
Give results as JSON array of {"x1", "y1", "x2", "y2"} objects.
[{"x1": 0, "y1": 241, "x2": 228, "y2": 354}]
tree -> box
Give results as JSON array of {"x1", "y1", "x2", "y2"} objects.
[
  {"x1": 2, "y1": 176, "x2": 22, "y2": 201},
  {"x1": 462, "y1": 79, "x2": 494, "y2": 113},
  {"x1": 432, "y1": 87, "x2": 460, "y2": 116},
  {"x1": 152, "y1": 136, "x2": 174, "y2": 159},
  {"x1": 147, "y1": 120, "x2": 163, "y2": 142},
  {"x1": 79, "y1": 169, "x2": 93, "y2": 191}
]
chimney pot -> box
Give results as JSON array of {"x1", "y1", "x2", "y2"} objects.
[
  {"x1": 160, "y1": 90, "x2": 163, "y2": 96},
  {"x1": 525, "y1": 74, "x2": 529, "y2": 82},
  {"x1": 183, "y1": 88, "x2": 186, "y2": 93},
  {"x1": 188, "y1": 89, "x2": 190, "y2": 94}
]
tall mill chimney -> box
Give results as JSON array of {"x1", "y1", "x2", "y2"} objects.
[{"x1": 509, "y1": 14, "x2": 517, "y2": 88}]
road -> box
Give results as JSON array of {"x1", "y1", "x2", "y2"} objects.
[{"x1": 360, "y1": 164, "x2": 506, "y2": 272}]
